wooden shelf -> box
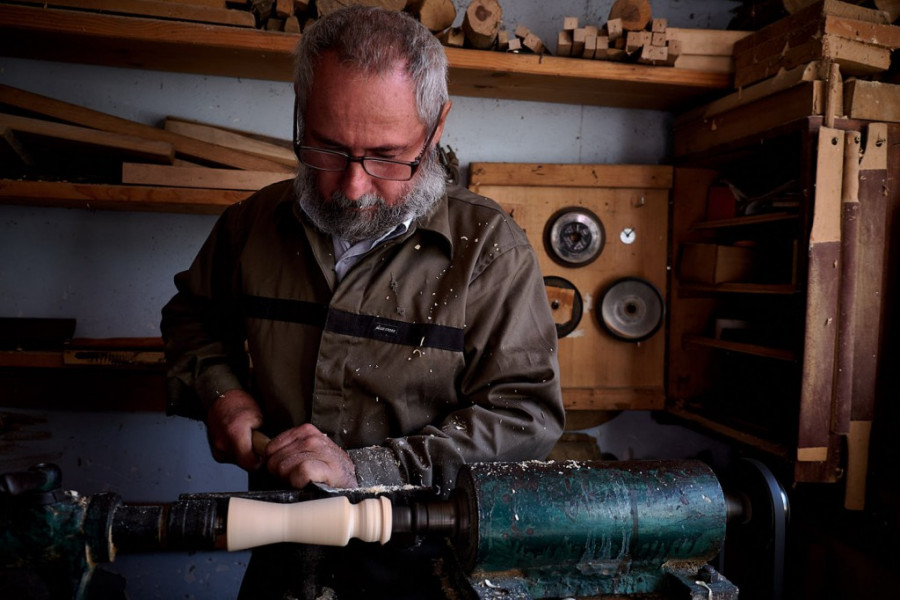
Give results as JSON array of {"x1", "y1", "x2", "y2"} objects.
[
  {"x1": 0, "y1": 179, "x2": 249, "y2": 213},
  {"x1": 692, "y1": 212, "x2": 799, "y2": 230},
  {"x1": 683, "y1": 334, "x2": 797, "y2": 362},
  {"x1": 666, "y1": 405, "x2": 792, "y2": 459},
  {"x1": 0, "y1": 4, "x2": 732, "y2": 111},
  {"x1": 679, "y1": 281, "x2": 799, "y2": 295}
]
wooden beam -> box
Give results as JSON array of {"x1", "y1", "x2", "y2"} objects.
[
  {"x1": 674, "y1": 82, "x2": 825, "y2": 158},
  {"x1": 122, "y1": 162, "x2": 291, "y2": 190},
  {"x1": 163, "y1": 117, "x2": 297, "y2": 167},
  {"x1": 844, "y1": 80, "x2": 900, "y2": 123},
  {"x1": 797, "y1": 126, "x2": 844, "y2": 461},
  {"x1": 0, "y1": 113, "x2": 175, "y2": 163},
  {"x1": 0, "y1": 126, "x2": 34, "y2": 168},
  {"x1": 0, "y1": 85, "x2": 293, "y2": 172},
  {"x1": 315, "y1": 0, "x2": 405, "y2": 17},
  {"x1": 665, "y1": 28, "x2": 751, "y2": 56},
  {"x1": 468, "y1": 163, "x2": 673, "y2": 189},
  {"x1": 0, "y1": 178, "x2": 249, "y2": 213},
  {"x1": 12, "y1": 0, "x2": 256, "y2": 27}
]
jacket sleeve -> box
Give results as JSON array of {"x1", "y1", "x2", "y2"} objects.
[
  {"x1": 160, "y1": 204, "x2": 251, "y2": 419},
  {"x1": 352, "y1": 243, "x2": 566, "y2": 495}
]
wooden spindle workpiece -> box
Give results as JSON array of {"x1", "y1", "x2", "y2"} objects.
[{"x1": 227, "y1": 494, "x2": 393, "y2": 551}]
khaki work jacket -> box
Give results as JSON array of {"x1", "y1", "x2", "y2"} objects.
[{"x1": 161, "y1": 179, "x2": 565, "y2": 493}]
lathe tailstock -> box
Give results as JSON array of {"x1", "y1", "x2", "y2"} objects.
[{"x1": 1, "y1": 459, "x2": 785, "y2": 599}]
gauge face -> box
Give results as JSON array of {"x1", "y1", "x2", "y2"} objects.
[{"x1": 544, "y1": 208, "x2": 605, "y2": 266}]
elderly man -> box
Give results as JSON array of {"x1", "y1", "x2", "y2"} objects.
[{"x1": 161, "y1": 6, "x2": 564, "y2": 597}]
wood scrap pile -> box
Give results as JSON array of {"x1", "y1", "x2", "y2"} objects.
[
  {"x1": 728, "y1": 0, "x2": 900, "y2": 128},
  {"x1": 0, "y1": 0, "x2": 444, "y2": 34},
  {"x1": 0, "y1": 84, "x2": 295, "y2": 191},
  {"x1": 551, "y1": 0, "x2": 749, "y2": 72},
  {"x1": 556, "y1": 0, "x2": 676, "y2": 65},
  {"x1": 434, "y1": 0, "x2": 550, "y2": 55},
  {"x1": 729, "y1": 0, "x2": 899, "y2": 30},
  {"x1": 674, "y1": 0, "x2": 900, "y2": 161},
  {"x1": 733, "y1": 0, "x2": 900, "y2": 88}
]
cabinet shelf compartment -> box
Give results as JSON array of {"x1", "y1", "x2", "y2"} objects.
[{"x1": 683, "y1": 334, "x2": 797, "y2": 362}]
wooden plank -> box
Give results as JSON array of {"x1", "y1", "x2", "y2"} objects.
[
  {"x1": 844, "y1": 420, "x2": 872, "y2": 509},
  {"x1": 12, "y1": 0, "x2": 256, "y2": 27},
  {"x1": 735, "y1": 34, "x2": 892, "y2": 88},
  {"x1": 0, "y1": 179, "x2": 248, "y2": 214},
  {"x1": 0, "y1": 113, "x2": 175, "y2": 163},
  {"x1": 833, "y1": 130, "x2": 862, "y2": 437},
  {"x1": 0, "y1": 5, "x2": 299, "y2": 81},
  {"x1": 159, "y1": 0, "x2": 228, "y2": 7},
  {"x1": 679, "y1": 61, "x2": 828, "y2": 124},
  {"x1": 839, "y1": 122, "x2": 891, "y2": 509},
  {"x1": 683, "y1": 335, "x2": 797, "y2": 362},
  {"x1": 674, "y1": 82, "x2": 824, "y2": 158},
  {"x1": 122, "y1": 162, "x2": 291, "y2": 190},
  {"x1": 468, "y1": 163, "x2": 673, "y2": 189},
  {"x1": 0, "y1": 126, "x2": 34, "y2": 168},
  {"x1": 823, "y1": 15, "x2": 900, "y2": 49},
  {"x1": 665, "y1": 28, "x2": 751, "y2": 56},
  {"x1": 563, "y1": 387, "x2": 664, "y2": 411},
  {"x1": 850, "y1": 122, "x2": 889, "y2": 424},
  {"x1": 0, "y1": 85, "x2": 293, "y2": 173},
  {"x1": 672, "y1": 55, "x2": 734, "y2": 74},
  {"x1": 844, "y1": 80, "x2": 900, "y2": 123},
  {"x1": 164, "y1": 117, "x2": 297, "y2": 167},
  {"x1": 797, "y1": 126, "x2": 844, "y2": 461},
  {"x1": 666, "y1": 406, "x2": 792, "y2": 459}
]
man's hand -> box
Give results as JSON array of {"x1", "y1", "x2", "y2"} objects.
[
  {"x1": 206, "y1": 389, "x2": 264, "y2": 472},
  {"x1": 263, "y1": 423, "x2": 358, "y2": 489}
]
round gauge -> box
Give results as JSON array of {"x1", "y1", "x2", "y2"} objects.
[
  {"x1": 544, "y1": 207, "x2": 605, "y2": 267},
  {"x1": 598, "y1": 277, "x2": 664, "y2": 342}
]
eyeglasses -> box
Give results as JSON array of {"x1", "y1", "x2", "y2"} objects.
[{"x1": 295, "y1": 120, "x2": 440, "y2": 182}]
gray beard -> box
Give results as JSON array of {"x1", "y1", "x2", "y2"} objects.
[{"x1": 295, "y1": 150, "x2": 446, "y2": 245}]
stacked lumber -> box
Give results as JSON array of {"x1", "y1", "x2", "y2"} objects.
[
  {"x1": 552, "y1": 0, "x2": 749, "y2": 70},
  {"x1": 2, "y1": 0, "x2": 427, "y2": 33},
  {"x1": 556, "y1": 12, "x2": 680, "y2": 65},
  {"x1": 0, "y1": 84, "x2": 295, "y2": 191},
  {"x1": 733, "y1": 0, "x2": 900, "y2": 88},
  {"x1": 436, "y1": 0, "x2": 549, "y2": 55}
]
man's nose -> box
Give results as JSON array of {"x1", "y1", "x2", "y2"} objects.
[{"x1": 339, "y1": 161, "x2": 373, "y2": 200}]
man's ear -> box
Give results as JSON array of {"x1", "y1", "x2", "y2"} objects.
[{"x1": 431, "y1": 100, "x2": 453, "y2": 145}]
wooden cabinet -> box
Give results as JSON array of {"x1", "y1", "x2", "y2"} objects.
[{"x1": 668, "y1": 108, "x2": 898, "y2": 490}]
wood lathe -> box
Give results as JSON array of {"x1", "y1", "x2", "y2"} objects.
[{"x1": 0, "y1": 458, "x2": 787, "y2": 599}]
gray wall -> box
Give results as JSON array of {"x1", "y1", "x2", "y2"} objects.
[{"x1": 0, "y1": 1, "x2": 736, "y2": 597}]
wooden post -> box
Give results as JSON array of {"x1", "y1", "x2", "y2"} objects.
[{"x1": 797, "y1": 126, "x2": 844, "y2": 470}]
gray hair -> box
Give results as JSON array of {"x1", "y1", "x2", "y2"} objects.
[{"x1": 293, "y1": 7, "x2": 449, "y2": 141}]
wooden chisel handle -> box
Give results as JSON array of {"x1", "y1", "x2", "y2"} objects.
[{"x1": 251, "y1": 430, "x2": 271, "y2": 457}]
